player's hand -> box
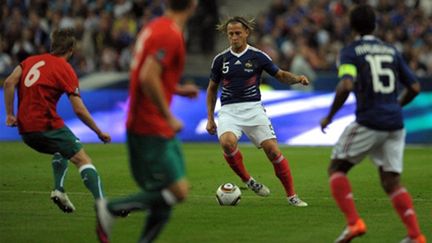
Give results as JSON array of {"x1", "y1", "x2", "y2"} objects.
[
  {"x1": 297, "y1": 75, "x2": 309, "y2": 86},
  {"x1": 168, "y1": 116, "x2": 184, "y2": 133},
  {"x1": 98, "y1": 132, "x2": 111, "y2": 143},
  {"x1": 176, "y1": 83, "x2": 199, "y2": 98},
  {"x1": 6, "y1": 115, "x2": 17, "y2": 127},
  {"x1": 320, "y1": 116, "x2": 332, "y2": 133},
  {"x1": 206, "y1": 119, "x2": 217, "y2": 135}
]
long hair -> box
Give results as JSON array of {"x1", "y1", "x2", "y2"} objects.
[{"x1": 216, "y1": 16, "x2": 255, "y2": 34}]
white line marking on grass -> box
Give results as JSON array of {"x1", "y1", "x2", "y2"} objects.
[{"x1": 0, "y1": 190, "x2": 430, "y2": 202}]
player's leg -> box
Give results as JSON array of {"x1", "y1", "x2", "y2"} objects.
[
  {"x1": 219, "y1": 131, "x2": 252, "y2": 183},
  {"x1": 50, "y1": 152, "x2": 76, "y2": 213},
  {"x1": 21, "y1": 128, "x2": 79, "y2": 213},
  {"x1": 21, "y1": 132, "x2": 70, "y2": 193},
  {"x1": 69, "y1": 149, "x2": 105, "y2": 199},
  {"x1": 329, "y1": 159, "x2": 367, "y2": 243},
  {"x1": 379, "y1": 170, "x2": 424, "y2": 242},
  {"x1": 139, "y1": 179, "x2": 188, "y2": 243},
  {"x1": 96, "y1": 135, "x2": 188, "y2": 243},
  {"x1": 260, "y1": 138, "x2": 307, "y2": 206},
  {"x1": 329, "y1": 122, "x2": 372, "y2": 242},
  {"x1": 51, "y1": 152, "x2": 69, "y2": 192},
  {"x1": 374, "y1": 129, "x2": 425, "y2": 242}
]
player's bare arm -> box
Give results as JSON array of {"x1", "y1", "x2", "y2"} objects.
[
  {"x1": 274, "y1": 70, "x2": 309, "y2": 86},
  {"x1": 3, "y1": 65, "x2": 22, "y2": 127},
  {"x1": 175, "y1": 83, "x2": 199, "y2": 98},
  {"x1": 139, "y1": 55, "x2": 183, "y2": 133},
  {"x1": 206, "y1": 79, "x2": 219, "y2": 135},
  {"x1": 398, "y1": 82, "x2": 420, "y2": 107},
  {"x1": 69, "y1": 95, "x2": 111, "y2": 143},
  {"x1": 320, "y1": 78, "x2": 353, "y2": 133}
]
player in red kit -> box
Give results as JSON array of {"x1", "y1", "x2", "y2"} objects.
[
  {"x1": 4, "y1": 28, "x2": 111, "y2": 214},
  {"x1": 95, "y1": 1, "x2": 199, "y2": 243}
]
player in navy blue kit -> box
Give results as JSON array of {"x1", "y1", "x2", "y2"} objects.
[
  {"x1": 320, "y1": 5, "x2": 426, "y2": 243},
  {"x1": 206, "y1": 16, "x2": 309, "y2": 207}
]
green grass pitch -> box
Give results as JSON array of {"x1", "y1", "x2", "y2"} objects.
[{"x1": 0, "y1": 142, "x2": 430, "y2": 243}]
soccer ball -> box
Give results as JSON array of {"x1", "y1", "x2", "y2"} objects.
[{"x1": 216, "y1": 183, "x2": 241, "y2": 206}]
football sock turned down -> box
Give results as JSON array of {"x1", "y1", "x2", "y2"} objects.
[
  {"x1": 140, "y1": 205, "x2": 172, "y2": 243},
  {"x1": 271, "y1": 154, "x2": 295, "y2": 197},
  {"x1": 329, "y1": 172, "x2": 360, "y2": 225},
  {"x1": 223, "y1": 147, "x2": 251, "y2": 182},
  {"x1": 79, "y1": 164, "x2": 104, "y2": 199},
  {"x1": 390, "y1": 187, "x2": 422, "y2": 238},
  {"x1": 51, "y1": 152, "x2": 68, "y2": 192}
]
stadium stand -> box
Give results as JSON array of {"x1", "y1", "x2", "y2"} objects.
[{"x1": 0, "y1": 0, "x2": 431, "y2": 90}]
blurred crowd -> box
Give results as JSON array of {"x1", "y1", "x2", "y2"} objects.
[
  {"x1": 0, "y1": 0, "x2": 219, "y2": 77},
  {"x1": 0, "y1": 0, "x2": 431, "y2": 83},
  {"x1": 251, "y1": 0, "x2": 432, "y2": 90}
]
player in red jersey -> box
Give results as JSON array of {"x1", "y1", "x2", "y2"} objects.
[
  {"x1": 4, "y1": 28, "x2": 111, "y2": 213},
  {"x1": 95, "y1": 1, "x2": 199, "y2": 242}
]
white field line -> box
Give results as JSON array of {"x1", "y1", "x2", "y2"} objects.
[{"x1": 0, "y1": 190, "x2": 430, "y2": 202}]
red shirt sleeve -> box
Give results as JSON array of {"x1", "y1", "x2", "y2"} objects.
[{"x1": 58, "y1": 61, "x2": 80, "y2": 97}]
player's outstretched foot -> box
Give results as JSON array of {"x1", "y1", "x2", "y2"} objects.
[
  {"x1": 400, "y1": 234, "x2": 426, "y2": 243},
  {"x1": 95, "y1": 199, "x2": 114, "y2": 243},
  {"x1": 287, "y1": 195, "x2": 308, "y2": 207},
  {"x1": 50, "y1": 190, "x2": 76, "y2": 213},
  {"x1": 334, "y1": 218, "x2": 367, "y2": 243},
  {"x1": 246, "y1": 178, "x2": 270, "y2": 197}
]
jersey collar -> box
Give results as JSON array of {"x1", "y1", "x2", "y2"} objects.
[{"x1": 230, "y1": 44, "x2": 249, "y2": 57}]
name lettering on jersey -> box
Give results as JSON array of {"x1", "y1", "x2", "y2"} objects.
[{"x1": 354, "y1": 44, "x2": 395, "y2": 56}]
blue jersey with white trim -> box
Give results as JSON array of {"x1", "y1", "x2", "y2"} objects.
[
  {"x1": 210, "y1": 45, "x2": 279, "y2": 106},
  {"x1": 338, "y1": 36, "x2": 417, "y2": 130}
]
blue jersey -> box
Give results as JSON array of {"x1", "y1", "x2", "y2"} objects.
[
  {"x1": 338, "y1": 35, "x2": 417, "y2": 131},
  {"x1": 210, "y1": 45, "x2": 279, "y2": 106}
]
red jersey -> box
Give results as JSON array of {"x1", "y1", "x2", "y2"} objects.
[
  {"x1": 127, "y1": 17, "x2": 185, "y2": 138},
  {"x1": 17, "y1": 54, "x2": 80, "y2": 133}
]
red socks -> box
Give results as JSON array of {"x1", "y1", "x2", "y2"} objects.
[
  {"x1": 272, "y1": 154, "x2": 295, "y2": 197},
  {"x1": 329, "y1": 172, "x2": 360, "y2": 225},
  {"x1": 390, "y1": 187, "x2": 422, "y2": 238},
  {"x1": 223, "y1": 148, "x2": 250, "y2": 182}
]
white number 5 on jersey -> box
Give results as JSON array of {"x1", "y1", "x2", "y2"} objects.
[
  {"x1": 222, "y1": 61, "x2": 229, "y2": 74},
  {"x1": 24, "y1": 61, "x2": 46, "y2": 87}
]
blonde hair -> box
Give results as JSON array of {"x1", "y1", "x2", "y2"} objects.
[{"x1": 216, "y1": 16, "x2": 255, "y2": 33}]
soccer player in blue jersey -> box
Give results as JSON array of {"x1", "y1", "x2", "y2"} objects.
[
  {"x1": 320, "y1": 4, "x2": 426, "y2": 243},
  {"x1": 206, "y1": 16, "x2": 309, "y2": 207}
]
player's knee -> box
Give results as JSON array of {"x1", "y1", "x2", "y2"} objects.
[
  {"x1": 220, "y1": 141, "x2": 237, "y2": 153},
  {"x1": 328, "y1": 159, "x2": 352, "y2": 176}
]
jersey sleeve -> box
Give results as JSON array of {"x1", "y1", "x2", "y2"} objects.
[
  {"x1": 210, "y1": 55, "x2": 223, "y2": 83},
  {"x1": 61, "y1": 63, "x2": 80, "y2": 96},
  {"x1": 258, "y1": 51, "x2": 279, "y2": 76},
  {"x1": 395, "y1": 50, "x2": 417, "y2": 87},
  {"x1": 148, "y1": 32, "x2": 180, "y2": 70},
  {"x1": 337, "y1": 47, "x2": 357, "y2": 81}
]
